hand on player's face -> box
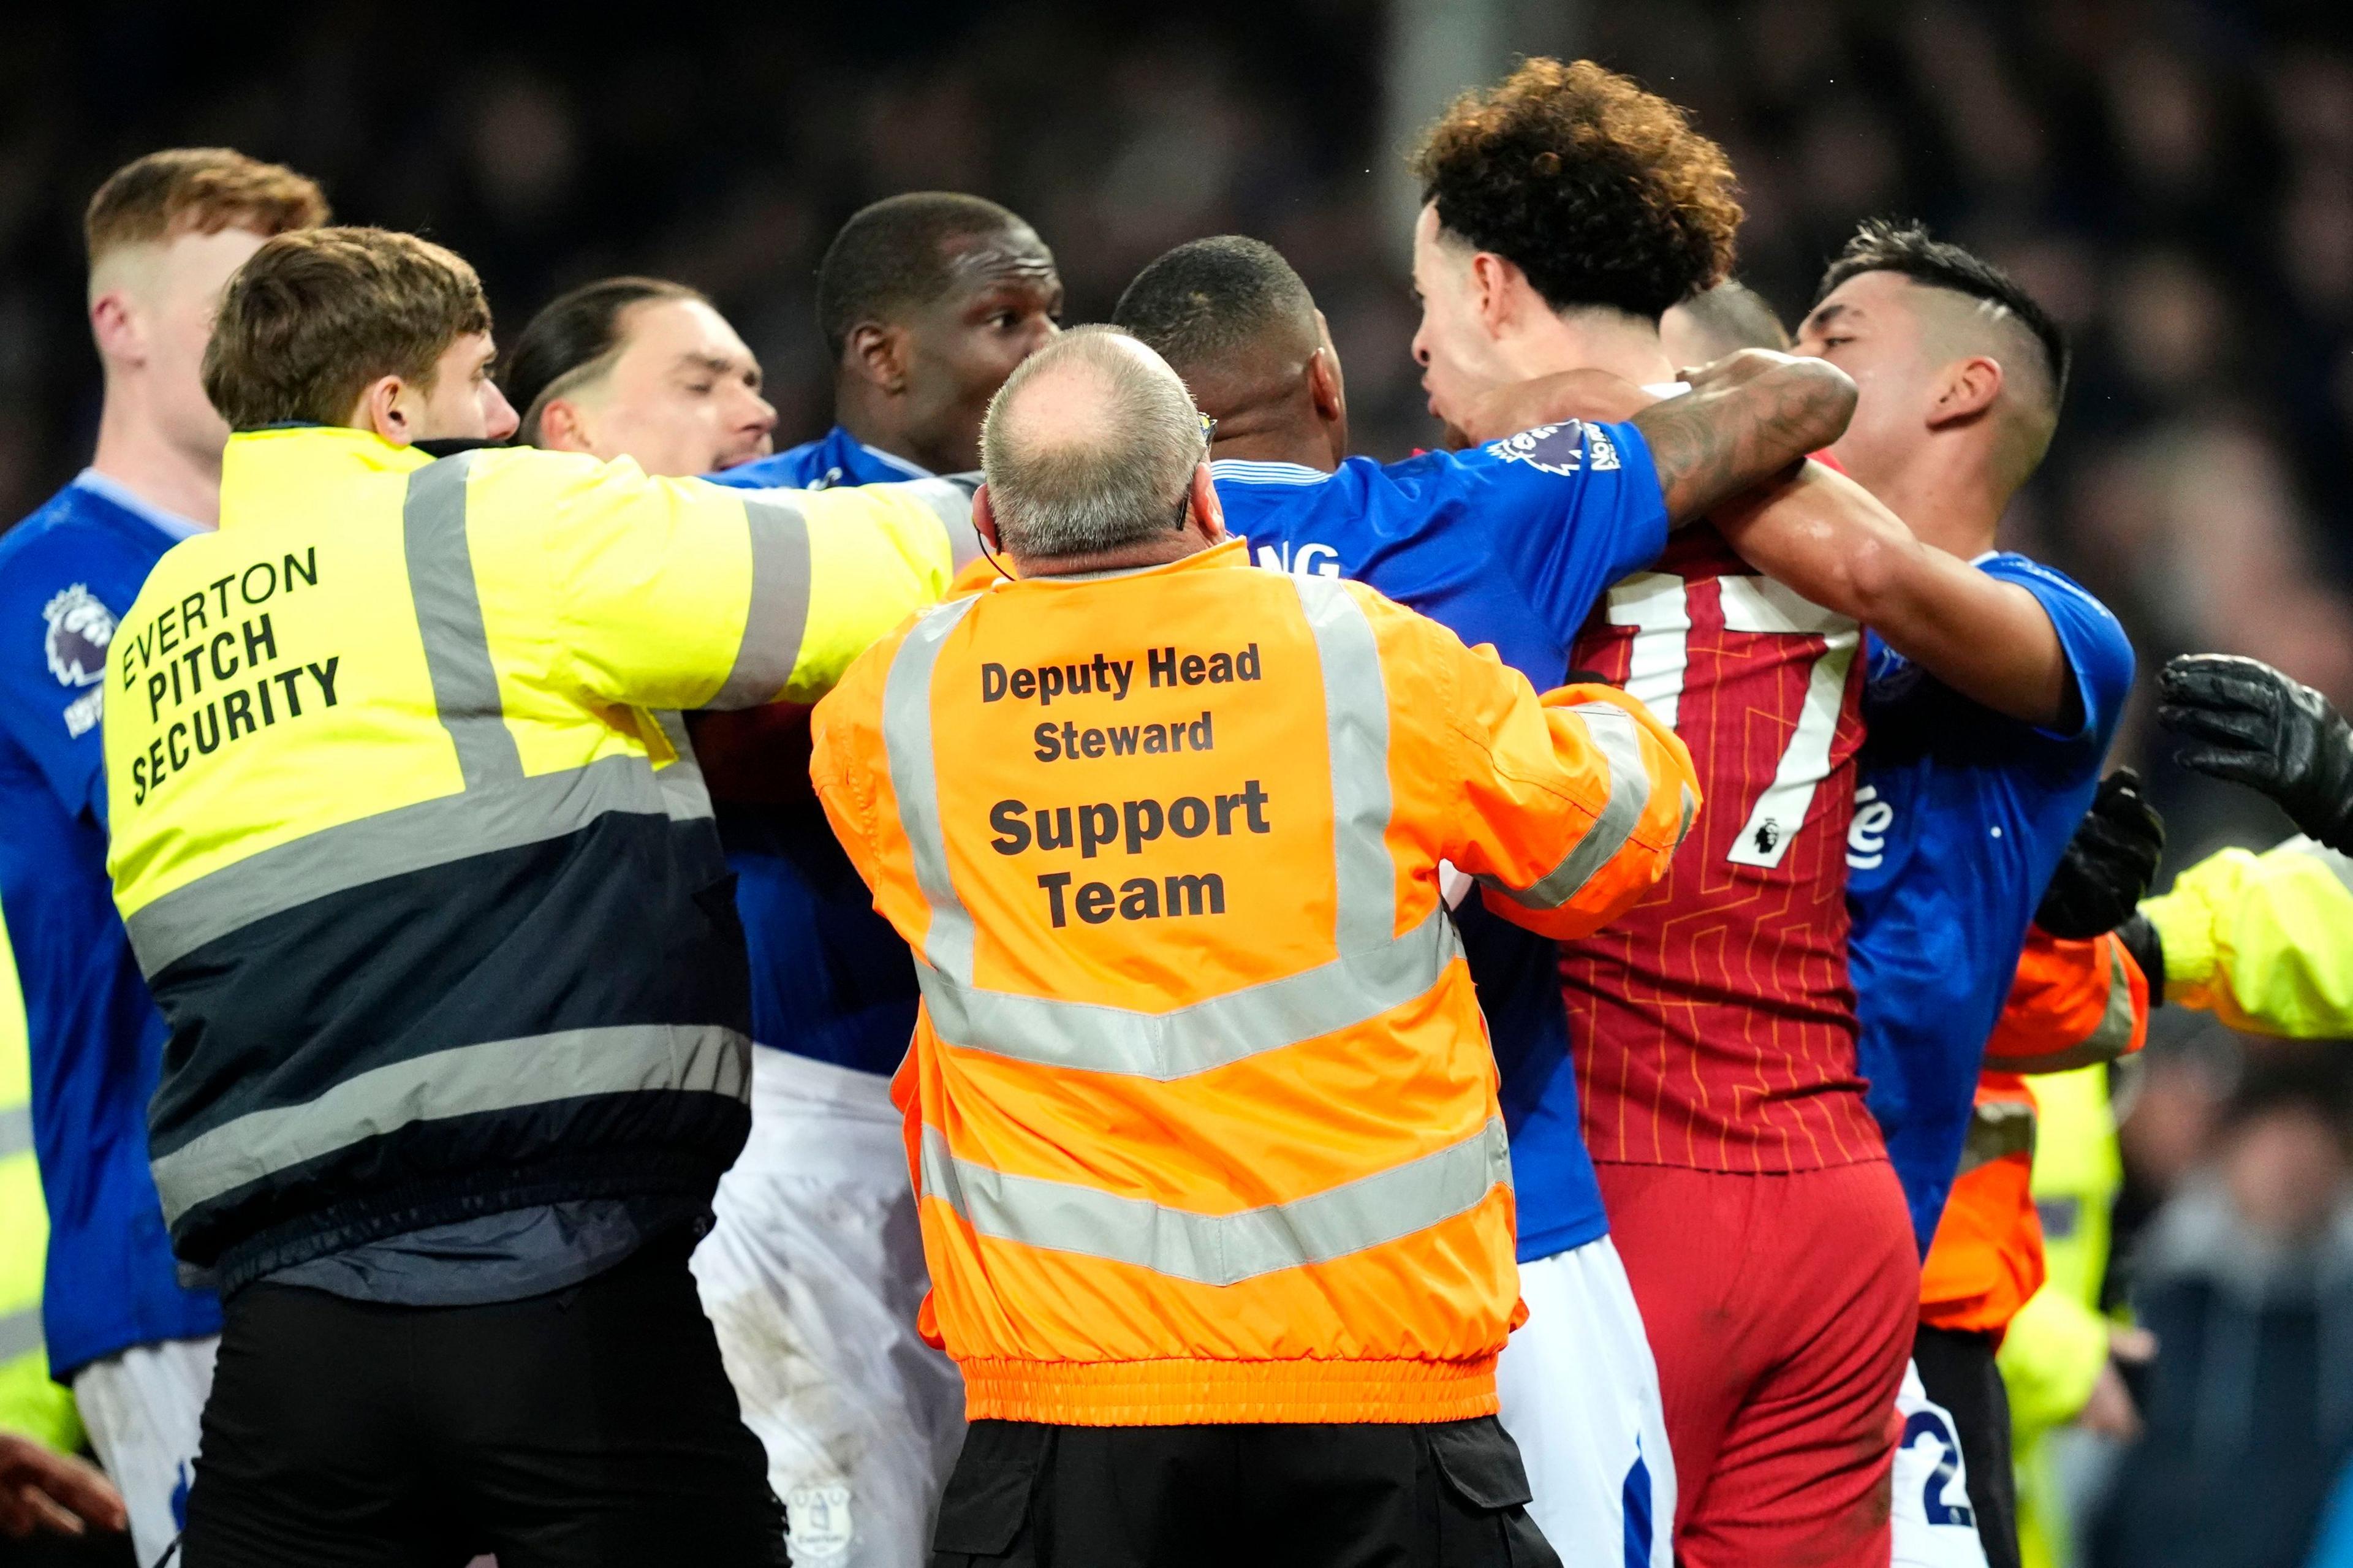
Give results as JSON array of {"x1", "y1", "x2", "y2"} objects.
[
  {"x1": 583, "y1": 298, "x2": 776, "y2": 477},
  {"x1": 903, "y1": 233, "x2": 1063, "y2": 474}
]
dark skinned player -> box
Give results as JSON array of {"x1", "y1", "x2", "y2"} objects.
[{"x1": 689, "y1": 192, "x2": 1057, "y2": 1566}]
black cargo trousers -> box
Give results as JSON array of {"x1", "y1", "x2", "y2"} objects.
[
  {"x1": 932, "y1": 1414, "x2": 1560, "y2": 1568},
  {"x1": 178, "y1": 1234, "x2": 784, "y2": 1567}
]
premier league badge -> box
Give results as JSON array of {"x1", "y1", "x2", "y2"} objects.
[
  {"x1": 1485, "y1": 420, "x2": 1621, "y2": 476},
  {"x1": 43, "y1": 583, "x2": 114, "y2": 687}
]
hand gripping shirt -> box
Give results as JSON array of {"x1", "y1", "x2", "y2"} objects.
[
  {"x1": 1844, "y1": 554, "x2": 2134, "y2": 1252},
  {"x1": 692, "y1": 428, "x2": 938, "y2": 1074},
  {"x1": 0, "y1": 474, "x2": 222, "y2": 1375},
  {"x1": 1210, "y1": 420, "x2": 1670, "y2": 1260}
]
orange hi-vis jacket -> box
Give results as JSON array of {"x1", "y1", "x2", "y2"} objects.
[
  {"x1": 810, "y1": 540, "x2": 1697, "y2": 1426},
  {"x1": 1919, "y1": 929, "x2": 2148, "y2": 1338}
]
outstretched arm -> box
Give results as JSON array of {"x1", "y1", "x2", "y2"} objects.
[
  {"x1": 1626, "y1": 350, "x2": 1858, "y2": 525},
  {"x1": 1710, "y1": 460, "x2": 2074, "y2": 727}
]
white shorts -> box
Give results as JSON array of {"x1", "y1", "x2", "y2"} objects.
[
  {"x1": 1892, "y1": 1358, "x2": 1991, "y2": 1568},
  {"x1": 70, "y1": 1333, "x2": 218, "y2": 1568},
  {"x1": 1496, "y1": 1235, "x2": 1675, "y2": 1568},
  {"x1": 692, "y1": 1048, "x2": 964, "y2": 1566}
]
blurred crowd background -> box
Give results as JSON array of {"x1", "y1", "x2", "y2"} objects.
[{"x1": 3, "y1": 2, "x2": 2351, "y2": 1563}]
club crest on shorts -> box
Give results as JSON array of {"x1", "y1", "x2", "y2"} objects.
[
  {"x1": 786, "y1": 1482, "x2": 854, "y2": 1560},
  {"x1": 43, "y1": 584, "x2": 114, "y2": 687},
  {"x1": 1485, "y1": 420, "x2": 1620, "y2": 477}
]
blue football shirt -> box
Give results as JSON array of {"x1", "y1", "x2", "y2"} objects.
[
  {"x1": 0, "y1": 473, "x2": 224, "y2": 1374},
  {"x1": 1212, "y1": 419, "x2": 1670, "y2": 1260},
  {"x1": 1844, "y1": 553, "x2": 2135, "y2": 1252},
  {"x1": 697, "y1": 426, "x2": 934, "y2": 1074},
  {"x1": 710, "y1": 425, "x2": 934, "y2": 493}
]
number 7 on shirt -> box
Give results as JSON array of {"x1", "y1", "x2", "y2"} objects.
[{"x1": 1604, "y1": 572, "x2": 1858, "y2": 871}]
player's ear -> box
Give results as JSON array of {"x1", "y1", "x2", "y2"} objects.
[
  {"x1": 534, "y1": 396, "x2": 593, "y2": 455},
  {"x1": 972, "y1": 483, "x2": 1004, "y2": 552},
  {"x1": 847, "y1": 321, "x2": 909, "y2": 396},
  {"x1": 89, "y1": 289, "x2": 143, "y2": 369},
  {"x1": 1188, "y1": 463, "x2": 1226, "y2": 543},
  {"x1": 347, "y1": 374, "x2": 412, "y2": 444},
  {"x1": 1307, "y1": 343, "x2": 1344, "y2": 425},
  {"x1": 1927, "y1": 355, "x2": 2004, "y2": 431},
  {"x1": 1470, "y1": 251, "x2": 1514, "y2": 335}
]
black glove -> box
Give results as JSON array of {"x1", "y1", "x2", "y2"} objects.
[
  {"x1": 2159, "y1": 654, "x2": 2353, "y2": 854},
  {"x1": 2036, "y1": 768, "x2": 2165, "y2": 939},
  {"x1": 2115, "y1": 910, "x2": 2166, "y2": 1001}
]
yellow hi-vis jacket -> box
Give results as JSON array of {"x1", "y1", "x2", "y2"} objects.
[
  {"x1": 2141, "y1": 835, "x2": 2353, "y2": 1037},
  {"x1": 811, "y1": 540, "x2": 1698, "y2": 1425},
  {"x1": 103, "y1": 425, "x2": 968, "y2": 1290}
]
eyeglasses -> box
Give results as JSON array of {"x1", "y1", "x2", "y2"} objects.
[{"x1": 1172, "y1": 413, "x2": 1219, "y2": 531}]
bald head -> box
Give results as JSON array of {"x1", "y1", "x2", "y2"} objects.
[{"x1": 980, "y1": 327, "x2": 1207, "y2": 560}]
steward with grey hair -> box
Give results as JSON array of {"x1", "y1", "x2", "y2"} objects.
[
  {"x1": 809, "y1": 300, "x2": 1702, "y2": 1568},
  {"x1": 977, "y1": 327, "x2": 1213, "y2": 567}
]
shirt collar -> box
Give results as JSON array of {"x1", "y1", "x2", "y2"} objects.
[
  {"x1": 836, "y1": 427, "x2": 933, "y2": 480},
  {"x1": 1013, "y1": 537, "x2": 1249, "y2": 585},
  {"x1": 216, "y1": 426, "x2": 436, "y2": 529},
  {"x1": 71, "y1": 468, "x2": 207, "y2": 542}
]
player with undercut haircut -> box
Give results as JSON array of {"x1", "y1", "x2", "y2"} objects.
[
  {"x1": 1411, "y1": 60, "x2": 2030, "y2": 1567},
  {"x1": 714, "y1": 191, "x2": 1061, "y2": 490},
  {"x1": 0, "y1": 146, "x2": 326, "y2": 1567},
  {"x1": 1426, "y1": 73, "x2": 2132, "y2": 1555}
]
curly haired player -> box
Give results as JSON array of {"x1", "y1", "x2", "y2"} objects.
[
  {"x1": 1415, "y1": 65, "x2": 2138, "y2": 1568},
  {"x1": 1409, "y1": 61, "x2": 1908, "y2": 1567}
]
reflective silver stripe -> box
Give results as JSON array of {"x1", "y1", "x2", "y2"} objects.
[
  {"x1": 0, "y1": 1306, "x2": 42, "y2": 1366},
  {"x1": 403, "y1": 453, "x2": 521, "y2": 789},
  {"x1": 0, "y1": 1102, "x2": 29, "y2": 1162},
  {"x1": 915, "y1": 906, "x2": 1461, "y2": 1081},
  {"x1": 710, "y1": 496, "x2": 812, "y2": 710},
  {"x1": 122, "y1": 754, "x2": 668, "y2": 975},
  {"x1": 1289, "y1": 575, "x2": 1395, "y2": 953},
  {"x1": 151, "y1": 1022, "x2": 750, "y2": 1224},
  {"x1": 1477, "y1": 703, "x2": 1654, "y2": 911},
  {"x1": 650, "y1": 711, "x2": 714, "y2": 823},
  {"x1": 1992, "y1": 942, "x2": 2143, "y2": 1074},
  {"x1": 882, "y1": 597, "x2": 983, "y2": 980},
  {"x1": 878, "y1": 581, "x2": 1455, "y2": 1078},
  {"x1": 1958, "y1": 1098, "x2": 2037, "y2": 1177},
  {"x1": 2086, "y1": 942, "x2": 2141, "y2": 1058},
  {"x1": 919, "y1": 1115, "x2": 1510, "y2": 1286},
  {"x1": 898, "y1": 477, "x2": 985, "y2": 573}
]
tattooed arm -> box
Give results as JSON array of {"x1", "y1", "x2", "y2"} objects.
[{"x1": 1628, "y1": 350, "x2": 1855, "y2": 525}]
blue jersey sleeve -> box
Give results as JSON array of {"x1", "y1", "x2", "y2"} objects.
[
  {"x1": 1983, "y1": 554, "x2": 2135, "y2": 748},
  {"x1": 0, "y1": 568, "x2": 112, "y2": 827},
  {"x1": 1457, "y1": 420, "x2": 1670, "y2": 650}
]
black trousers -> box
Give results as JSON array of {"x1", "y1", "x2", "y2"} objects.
[
  {"x1": 930, "y1": 1415, "x2": 1559, "y2": 1568},
  {"x1": 180, "y1": 1235, "x2": 784, "y2": 1567},
  {"x1": 1914, "y1": 1324, "x2": 2021, "y2": 1568}
]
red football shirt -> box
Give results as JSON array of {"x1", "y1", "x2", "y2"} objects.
[{"x1": 1563, "y1": 525, "x2": 1884, "y2": 1172}]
